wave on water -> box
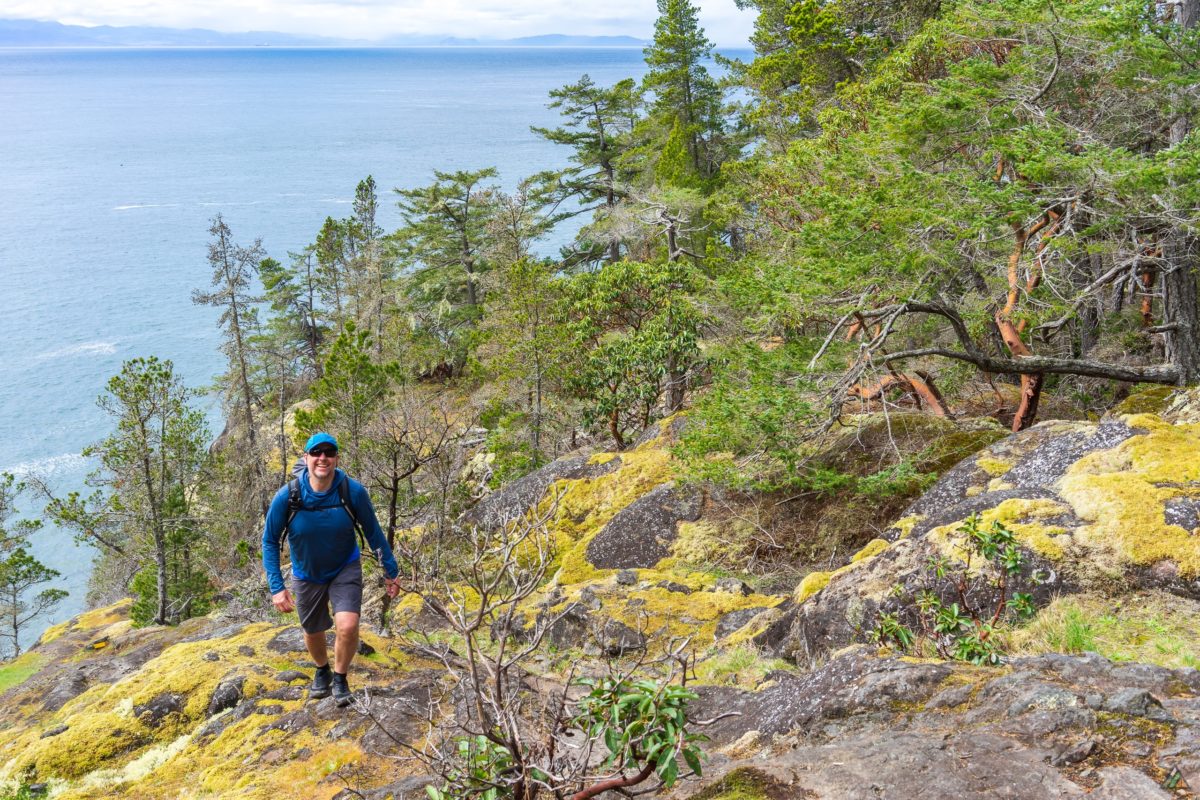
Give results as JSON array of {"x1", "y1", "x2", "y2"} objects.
[
  {"x1": 3, "y1": 451, "x2": 87, "y2": 479},
  {"x1": 198, "y1": 200, "x2": 267, "y2": 207},
  {"x1": 36, "y1": 341, "x2": 118, "y2": 360},
  {"x1": 113, "y1": 203, "x2": 182, "y2": 211}
]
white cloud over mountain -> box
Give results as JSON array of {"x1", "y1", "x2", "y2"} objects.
[{"x1": 2, "y1": 0, "x2": 754, "y2": 46}]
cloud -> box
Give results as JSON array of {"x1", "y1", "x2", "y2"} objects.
[{"x1": 6, "y1": 0, "x2": 755, "y2": 46}]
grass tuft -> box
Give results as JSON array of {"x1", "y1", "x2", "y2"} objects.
[{"x1": 1004, "y1": 592, "x2": 1200, "y2": 668}]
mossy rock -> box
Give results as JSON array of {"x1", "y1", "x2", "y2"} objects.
[
  {"x1": 766, "y1": 411, "x2": 1200, "y2": 666},
  {"x1": 812, "y1": 412, "x2": 1007, "y2": 476},
  {"x1": 687, "y1": 767, "x2": 799, "y2": 800},
  {"x1": 1111, "y1": 386, "x2": 1179, "y2": 417},
  {"x1": 0, "y1": 600, "x2": 427, "y2": 798}
]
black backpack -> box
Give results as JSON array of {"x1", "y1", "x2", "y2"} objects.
[{"x1": 281, "y1": 467, "x2": 378, "y2": 562}]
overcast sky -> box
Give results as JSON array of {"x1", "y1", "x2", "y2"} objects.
[{"x1": 3, "y1": 1, "x2": 757, "y2": 46}]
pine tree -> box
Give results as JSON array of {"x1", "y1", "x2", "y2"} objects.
[
  {"x1": 0, "y1": 474, "x2": 65, "y2": 659},
  {"x1": 532, "y1": 75, "x2": 642, "y2": 263},
  {"x1": 392, "y1": 168, "x2": 500, "y2": 374},
  {"x1": 641, "y1": 0, "x2": 725, "y2": 182},
  {"x1": 193, "y1": 215, "x2": 269, "y2": 515},
  {"x1": 45, "y1": 358, "x2": 209, "y2": 626}
]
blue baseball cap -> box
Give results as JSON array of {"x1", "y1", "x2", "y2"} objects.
[{"x1": 304, "y1": 432, "x2": 338, "y2": 453}]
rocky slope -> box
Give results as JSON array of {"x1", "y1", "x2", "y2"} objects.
[{"x1": 3, "y1": 400, "x2": 1200, "y2": 798}]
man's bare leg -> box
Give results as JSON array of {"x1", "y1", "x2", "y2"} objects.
[
  {"x1": 304, "y1": 631, "x2": 330, "y2": 667},
  {"x1": 333, "y1": 611, "x2": 360, "y2": 674}
]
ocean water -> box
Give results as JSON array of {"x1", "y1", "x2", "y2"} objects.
[{"x1": 0, "y1": 46, "x2": 703, "y2": 639}]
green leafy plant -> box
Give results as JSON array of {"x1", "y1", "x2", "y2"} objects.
[
  {"x1": 425, "y1": 676, "x2": 706, "y2": 800},
  {"x1": 873, "y1": 514, "x2": 1039, "y2": 665},
  {"x1": 574, "y1": 676, "x2": 707, "y2": 790},
  {"x1": 426, "y1": 735, "x2": 533, "y2": 800}
]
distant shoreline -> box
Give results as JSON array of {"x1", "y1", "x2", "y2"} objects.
[{"x1": 0, "y1": 44, "x2": 655, "y2": 49}]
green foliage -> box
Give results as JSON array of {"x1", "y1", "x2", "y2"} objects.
[
  {"x1": 856, "y1": 461, "x2": 938, "y2": 499},
  {"x1": 533, "y1": 75, "x2": 641, "y2": 265},
  {"x1": 564, "y1": 260, "x2": 704, "y2": 449},
  {"x1": 675, "y1": 342, "x2": 821, "y2": 490},
  {"x1": 426, "y1": 736, "x2": 537, "y2": 800},
  {"x1": 127, "y1": 487, "x2": 212, "y2": 627},
  {"x1": 729, "y1": 0, "x2": 938, "y2": 143},
  {"x1": 640, "y1": 0, "x2": 726, "y2": 184},
  {"x1": 0, "y1": 474, "x2": 57, "y2": 658},
  {"x1": 391, "y1": 168, "x2": 500, "y2": 374},
  {"x1": 482, "y1": 414, "x2": 541, "y2": 489},
  {"x1": 43, "y1": 357, "x2": 209, "y2": 626},
  {"x1": 0, "y1": 544, "x2": 66, "y2": 658},
  {"x1": 426, "y1": 676, "x2": 706, "y2": 800},
  {"x1": 294, "y1": 322, "x2": 400, "y2": 470},
  {"x1": 0, "y1": 651, "x2": 43, "y2": 693},
  {"x1": 877, "y1": 514, "x2": 1039, "y2": 664},
  {"x1": 481, "y1": 257, "x2": 572, "y2": 467},
  {"x1": 0, "y1": 783, "x2": 41, "y2": 800},
  {"x1": 575, "y1": 676, "x2": 706, "y2": 788}
]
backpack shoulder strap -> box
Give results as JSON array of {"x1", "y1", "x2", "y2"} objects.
[
  {"x1": 338, "y1": 478, "x2": 378, "y2": 561},
  {"x1": 282, "y1": 478, "x2": 302, "y2": 545}
]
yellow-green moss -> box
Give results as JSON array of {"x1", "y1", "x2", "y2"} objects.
[
  {"x1": 794, "y1": 537, "x2": 893, "y2": 605},
  {"x1": 669, "y1": 519, "x2": 754, "y2": 565},
  {"x1": 4, "y1": 621, "x2": 289, "y2": 784},
  {"x1": 1113, "y1": 386, "x2": 1178, "y2": 416},
  {"x1": 38, "y1": 600, "x2": 133, "y2": 647},
  {"x1": 851, "y1": 539, "x2": 889, "y2": 562},
  {"x1": 927, "y1": 498, "x2": 1071, "y2": 562},
  {"x1": 73, "y1": 730, "x2": 195, "y2": 795},
  {"x1": 601, "y1": 585, "x2": 778, "y2": 647},
  {"x1": 549, "y1": 447, "x2": 675, "y2": 586},
  {"x1": 892, "y1": 515, "x2": 921, "y2": 538},
  {"x1": 795, "y1": 571, "x2": 832, "y2": 603},
  {"x1": 1059, "y1": 417, "x2": 1200, "y2": 576},
  {"x1": 689, "y1": 767, "x2": 785, "y2": 800},
  {"x1": 588, "y1": 452, "x2": 619, "y2": 466},
  {"x1": 25, "y1": 710, "x2": 150, "y2": 779},
  {"x1": 975, "y1": 457, "x2": 1013, "y2": 477}
]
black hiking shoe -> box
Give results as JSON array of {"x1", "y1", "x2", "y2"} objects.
[
  {"x1": 333, "y1": 672, "x2": 352, "y2": 707},
  {"x1": 310, "y1": 664, "x2": 333, "y2": 700}
]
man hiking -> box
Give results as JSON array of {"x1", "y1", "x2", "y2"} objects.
[{"x1": 262, "y1": 432, "x2": 401, "y2": 706}]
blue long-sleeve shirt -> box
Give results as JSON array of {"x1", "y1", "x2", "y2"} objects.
[{"x1": 261, "y1": 468, "x2": 400, "y2": 595}]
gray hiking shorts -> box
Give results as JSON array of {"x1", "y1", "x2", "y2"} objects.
[{"x1": 293, "y1": 559, "x2": 363, "y2": 634}]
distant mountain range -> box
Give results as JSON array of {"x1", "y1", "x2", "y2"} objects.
[{"x1": 0, "y1": 19, "x2": 648, "y2": 48}]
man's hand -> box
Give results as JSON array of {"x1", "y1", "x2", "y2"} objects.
[
  {"x1": 384, "y1": 577, "x2": 400, "y2": 599},
  {"x1": 272, "y1": 589, "x2": 295, "y2": 613}
]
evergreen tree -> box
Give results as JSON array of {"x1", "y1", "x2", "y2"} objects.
[
  {"x1": 44, "y1": 358, "x2": 209, "y2": 626},
  {"x1": 0, "y1": 474, "x2": 65, "y2": 659},
  {"x1": 641, "y1": 0, "x2": 726, "y2": 182},
  {"x1": 350, "y1": 176, "x2": 392, "y2": 352},
  {"x1": 482, "y1": 257, "x2": 572, "y2": 463},
  {"x1": 391, "y1": 168, "x2": 500, "y2": 374},
  {"x1": 532, "y1": 75, "x2": 642, "y2": 264},
  {"x1": 294, "y1": 323, "x2": 400, "y2": 472},
  {"x1": 193, "y1": 215, "x2": 269, "y2": 515},
  {"x1": 259, "y1": 250, "x2": 325, "y2": 379}
]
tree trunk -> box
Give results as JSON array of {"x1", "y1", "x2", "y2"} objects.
[{"x1": 1163, "y1": 0, "x2": 1200, "y2": 385}]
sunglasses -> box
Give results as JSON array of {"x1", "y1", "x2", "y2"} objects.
[{"x1": 308, "y1": 446, "x2": 338, "y2": 458}]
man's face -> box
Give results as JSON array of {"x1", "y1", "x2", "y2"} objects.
[{"x1": 306, "y1": 445, "x2": 338, "y2": 481}]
